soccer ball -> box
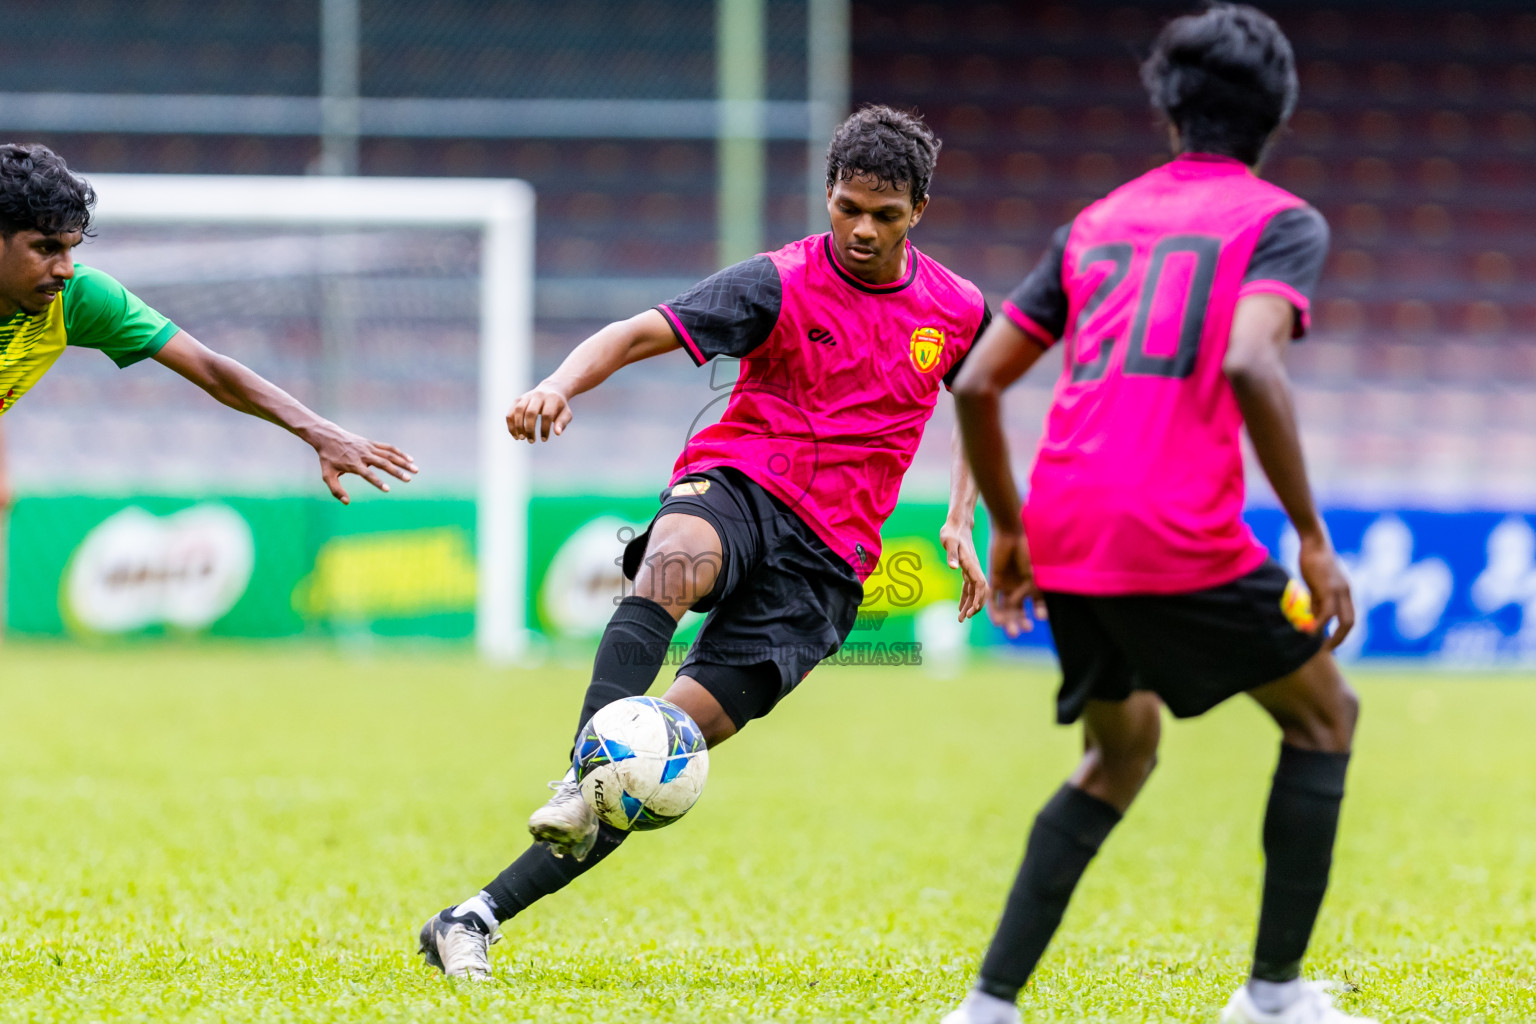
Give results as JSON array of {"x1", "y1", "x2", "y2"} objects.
[{"x1": 574, "y1": 696, "x2": 710, "y2": 831}]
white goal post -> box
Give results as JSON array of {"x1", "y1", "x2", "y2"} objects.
[{"x1": 89, "y1": 174, "x2": 535, "y2": 663}]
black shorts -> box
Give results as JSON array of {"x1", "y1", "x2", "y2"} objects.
[
  {"x1": 622, "y1": 467, "x2": 864, "y2": 730},
  {"x1": 1045, "y1": 558, "x2": 1326, "y2": 724}
]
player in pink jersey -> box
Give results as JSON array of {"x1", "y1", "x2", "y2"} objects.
[
  {"x1": 418, "y1": 106, "x2": 993, "y2": 978},
  {"x1": 947, "y1": 8, "x2": 1374, "y2": 1024}
]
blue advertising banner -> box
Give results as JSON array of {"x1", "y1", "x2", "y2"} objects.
[{"x1": 1002, "y1": 510, "x2": 1536, "y2": 665}]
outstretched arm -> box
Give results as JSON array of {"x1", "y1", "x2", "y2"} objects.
[
  {"x1": 507, "y1": 308, "x2": 680, "y2": 443},
  {"x1": 1224, "y1": 292, "x2": 1353, "y2": 647},
  {"x1": 952, "y1": 317, "x2": 1049, "y2": 636},
  {"x1": 152, "y1": 330, "x2": 418, "y2": 504},
  {"x1": 939, "y1": 422, "x2": 988, "y2": 622}
]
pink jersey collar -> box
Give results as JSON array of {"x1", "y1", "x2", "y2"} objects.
[
  {"x1": 820, "y1": 233, "x2": 918, "y2": 295},
  {"x1": 1171, "y1": 152, "x2": 1251, "y2": 175}
]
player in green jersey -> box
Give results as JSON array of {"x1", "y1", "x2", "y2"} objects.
[{"x1": 0, "y1": 143, "x2": 418, "y2": 505}]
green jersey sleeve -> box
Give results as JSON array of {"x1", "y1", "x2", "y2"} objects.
[{"x1": 62, "y1": 264, "x2": 180, "y2": 368}]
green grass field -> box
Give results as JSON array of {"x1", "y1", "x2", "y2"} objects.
[{"x1": 0, "y1": 644, "x2": 1532, "y2": 1022}]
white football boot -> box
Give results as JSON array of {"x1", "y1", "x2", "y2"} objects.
[
  {"x1": 527, "y1": 768, "x2": 599, "y2": 861},
  {"x1": 940, "y1": 989, "x2": 1022, "y2": 1024},
  {"x1": 417, "y1": 905, "x2": 500, "y2": 979},
  {"x1": 1220, "y1": 980, "x2": 1378, "y2": 1024}
]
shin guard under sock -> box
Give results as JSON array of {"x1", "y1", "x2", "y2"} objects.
[
  {"x1": 1251, "y1": 744, "x2": 1351, "y2": 982},
  {"x1": 977, "y1": 785, "x2": 1122, "y2": 1001},
  {"x1": 573, "y1": 596, "x2": 679, "y2": 749},
  {"x1": 480, "y1": 822, "x2": 629, "y2": 923}
]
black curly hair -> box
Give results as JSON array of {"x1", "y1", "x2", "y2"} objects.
[
  {"x1": 1142, "y1": 3, "x2": 1298, "y2": 166},
  {"x1": 0, "y1": 143, "x2": 96, "y2": 237},
  {"x1": 825, "y1": 105, "x2": 941, "y2": 202}
]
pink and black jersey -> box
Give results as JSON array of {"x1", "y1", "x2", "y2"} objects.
[
  {"x1": 1004, "y1": 153, "x2": 1330, "y2": 595},
  {"x1": 657, "y1": 233, "x2": 990, "y2": 580}
]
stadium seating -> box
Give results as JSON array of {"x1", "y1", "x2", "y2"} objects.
[
  {"x1": 849, "y1": 1, "x2": 1536, "y2": 505},
  {"x1": 3, "y1": 0, "x2": 1532, "y2": 503}
]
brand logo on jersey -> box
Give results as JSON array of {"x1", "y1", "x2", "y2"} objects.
[
  {"x1": 671, "y1": 480, "x2": 711, "y2": 498},
  {"x1": 807, "y1": 327, "x2": 836, "y2": 346},
  {"x1": 1280, "y1": 579, "x2": 1318, "y2": 634},
  {"x1": 908, "y1": 326, "x2": 945, "y2": 373}
]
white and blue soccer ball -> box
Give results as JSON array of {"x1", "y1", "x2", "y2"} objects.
[{"x1": 574, "y1": 696, "x2": 710, "y2": 831}]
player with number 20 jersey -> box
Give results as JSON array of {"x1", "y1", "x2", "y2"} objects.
[{"x1": 948, "y1": 6, "x2": 1376, "y2": 1024}]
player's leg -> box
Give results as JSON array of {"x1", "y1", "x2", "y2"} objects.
[
  {"x1": 479, "y1": 669, "x2": 747, "y2": 916},
  {"x1": 419, "y1": 509, "x2": 732, "y2": 977},
  {"x1": 1220, "y1": 648, "x2": 1362, "y2": 1022},
  {"x1": 425, "y1": 664, "x2": 772, "y2": 976},
  {"x1": 1071, "y1": 561, "x2": 1370, "y2": 1021},
  {"x1": 421, "y1": 472, "x2": 848, "y2": 978},
  {"x1": 948, "y1": 590, "x2": 1157, "y2": 1022},
  {"x1": 949, "y1": 693, "x2": 1161, "y2": 1024},
  {"x1": 568, "y1": 510, "x2": 724, "y2": 741},
  {"x1": 524, "y1": 510, "x2": 724, "y2": 857},
  {"x1": 464, "y1": 524, "x2": 857, "y2": 950}
]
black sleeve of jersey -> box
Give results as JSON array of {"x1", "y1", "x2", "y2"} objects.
[
  {"x1": 1003, "y1": 222, "x2": 1072, "y2": 343},
  {"x1": 656, "y1": 254, "x2": 782, "y2": 365},
  {"x1": 942, "y1": 301, "x2": 991, "y2": 390},
  {"x1": 1244, "y1": 206, "x2": 1330, "y2": 302}
]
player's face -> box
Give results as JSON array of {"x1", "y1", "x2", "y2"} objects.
[
  {"x1": 826, "y1": 174, "x2": 927, "y2": 284},
  {"x1": 0, "y1": 228, "x2": 81, "y2": 317}
]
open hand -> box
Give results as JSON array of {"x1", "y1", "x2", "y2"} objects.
[
  {"x1": 988, "y1": 528, "x2": 1045, "y2": 638},
  {"x1": 940, "y1": 519, "x2": 990, "y2": 622},
  {"x1": 507, "y1": 385, "x2": 573, "y2": 443},
  {"x1": 310, "y1": 425, "x2": 417, "y2": 504},
  {"x1": 1297, "y1": 531, "x2": 1355, "y2": 650}
]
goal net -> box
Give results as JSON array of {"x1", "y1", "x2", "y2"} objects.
[{"x1": 8, "y1": 175, "x2": 533, "y2": 661}]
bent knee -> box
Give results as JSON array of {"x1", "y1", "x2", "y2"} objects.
[
  {"x1": 633, "y1": 515, "x2": 723, "y2": 609},
  {"x1": 1096, "y1": 745, "x2": 1159, "y2": 786},
  {"x1": 1081, "y1": 735, "x2": 1159, "y2": 791},
  {"x1": 1339, "y1": 683, "x2": 1361, "y2": 732},
  {"x1": 1283, "y1": 682, "x2": 1359, "y2": 753},
  {"x1": 1327, "y1": 682, "x2": 1361, "y2": 747}
]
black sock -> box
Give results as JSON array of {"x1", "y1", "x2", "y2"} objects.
[
  {"x1": 1252, "y1": 744, "x2": 1351, "y2": 982},
  {"x1": 479, "y1": 822, "x2": 629, "y2": 923},
  {"x1": 475, "y1": 598, "x2": 676, "y2": 924},
  {"x1": 574, "y1": 596, "x2": 679, "y2": 749},
  {"x1": 977, "y1": 785, "x2": 1122, "y2": 1002}
]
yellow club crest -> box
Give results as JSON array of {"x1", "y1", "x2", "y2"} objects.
[
  {"x1": 909, "y1": 325, "x2": 945, "y2": 373},
  {"x1": 1280, "y1": 579, "x2": 1317, "y2": 633}
]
